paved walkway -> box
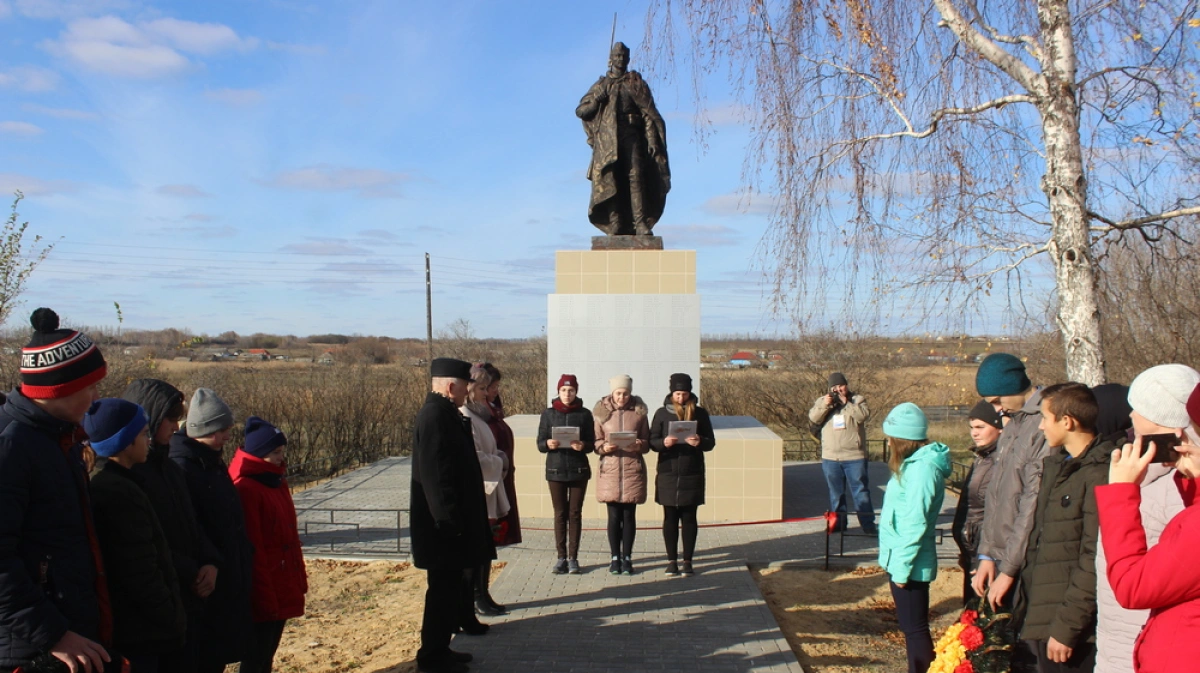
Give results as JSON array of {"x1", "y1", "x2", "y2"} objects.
[{"x1": 294, "y1": 458, "x2": 961, "y2": 672}]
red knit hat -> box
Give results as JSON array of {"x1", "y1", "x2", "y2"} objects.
[
  {"x1": 20, "y1": 308, "x2": 107, "y2": 399},
  {"x1": 1188, "y1": 383, "x2": 1200, "y2": 427},
  {"x1": 557, "y1": 374, "x2": 578, "y2": 390}
]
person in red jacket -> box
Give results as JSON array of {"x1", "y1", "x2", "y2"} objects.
[
  {"x1": 1097, "y1": 369, "x2": 1200, "y2": 673},
  {"x1": 229, "y1": 416, "x2": 308, "y2": 673}
]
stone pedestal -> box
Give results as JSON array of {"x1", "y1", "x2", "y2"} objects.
[
  {"x1": 508, "y1": 414, "x2": 783, "y2": 523},
  {"x1": 591, "y1": 235, "x2": 663, "y2": 250},
  {"x1": 548, "y1": 250, "x2": 699, "y2": 406}
]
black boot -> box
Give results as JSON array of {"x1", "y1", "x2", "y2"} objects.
[{"x1": 475, "y1": 561, "x2": 506, "y2": 615}]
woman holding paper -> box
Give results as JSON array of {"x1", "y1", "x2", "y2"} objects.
[
  {"x1": 593, "y1": 374, "x2": 652, "y2": 575},
  {"x1": 537, "y1": 374, "x2": 596, "y2": 575},
  {"x1": 649, "y1": 373, "x2": 716, "y2": 577}
]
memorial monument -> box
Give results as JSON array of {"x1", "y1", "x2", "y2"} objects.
[
  {"x1": 576, "y1": 41, "x2": 670, "y2": 249},
  {"x1": 507, "y1": 40, "x2": 782, "y2": 525}
]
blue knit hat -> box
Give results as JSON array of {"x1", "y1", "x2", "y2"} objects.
[
  {"x1": 84, "y1": 398, "x2": 148, "y2": 458},
  {"x1": 883, "y1": 403, "x2": 928, "y2": 442},
  {"x1": 243, "y1": 416, "x2": 287, "y2": 459},
  {"x1": 976, "y1": 353, "x2": 1032, "y2": 397}
]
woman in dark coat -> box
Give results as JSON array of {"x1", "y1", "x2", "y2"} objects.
[
  {"x1": 649, "y1": 373, "x2": 715, "y2": 577},
  {"x1": 536, "y1": 374, "x2": 595, "y2": 575},
  {"x1": 122, "y1": 379, "x2": 216, "y2": 673},
  {"x1": 483, "y1": 363, "x2": 521, "y2": 550}
]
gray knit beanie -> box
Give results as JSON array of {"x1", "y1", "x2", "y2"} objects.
[
  {"x1": 609, "y1": 374, "x2": 632, "y2": 393},
  {"x1": 1127, "y1": 364, "x2": 1200, "y2": 429},
  {"x1": 186, "y1": 387, "x2": 234, "y2": 437}
]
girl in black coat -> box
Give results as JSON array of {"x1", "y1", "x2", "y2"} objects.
[
  {"x1": 649, "y1": 373, "x2": 715, "y2": 577},
  {"x1": 536, "y1": 374, "x2": 595, "y2": 574}
]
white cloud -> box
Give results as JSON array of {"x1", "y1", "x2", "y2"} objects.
[
  {"x1": 0, "y1": 1, "x2": 11, "y2": 19},
  {"x1": 143, "y1": 18, "x2": 257, "y2": 55},
  {"x1": 0, "y1": 172, "x2": 79, "y2": 196},
  {"x1": 700, "y1": 191, "x2": 781, "y2": 217},
  {"x1": 262, "y1": 165, "x2": 411, "y2": 198},
  {"x1": 204, "y1": 88, "x2": 264, "y2": 106},
  {"x1": 0, "y1": 121, "x2": 43, "y2": 136},
  {"x1": 156, "y1": 184, "x2": 211, "y2": 198},
  {"x1": 178, "y1": 223, "x2": 236, "y2": 238},
  {"x1": 265, "y1": 40, "x2": 326, "y2": 56},
  {"x1": 183, "y1": 213, "x2": 216, "y2": 222},
  {"x1": 21, "y1": 103, "x2": 98, "y2": 120},
  {"x1": 0, "y1": 65, "x2": 60, "y2": 92},
  {"x1": 278, "y1": 238, "x2": 371, "y2": 256},
  {"x1": 654, "y1": 223, "x2": 741, "y2": 247},
  {"x1": 46, "y1": 15, "x2": 257, "y2": 78}
]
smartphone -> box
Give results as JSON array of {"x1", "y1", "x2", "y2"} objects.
[{"x1": 1141, "y1": 433, "x2": 1182, "y2": 463}]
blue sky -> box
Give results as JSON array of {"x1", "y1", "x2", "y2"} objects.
[{"x1": 0, "y1": 0, "x2": 794, "y2": 338}]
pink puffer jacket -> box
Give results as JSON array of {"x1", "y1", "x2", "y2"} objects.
[{"x1": 593, "y1": 395, "x2": 651, "y2": 504}]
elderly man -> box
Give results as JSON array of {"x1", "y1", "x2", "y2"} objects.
[
  {"x1": 411, "y1": 358, "x2": 493, "y2": 673},
  {"x1": 809, "y1": 372, "x2": 875, "y2": 534}
]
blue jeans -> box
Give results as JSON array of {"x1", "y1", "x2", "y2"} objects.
[{"x1": 822, "y1": 458, "x2": 875, "y2": 531}]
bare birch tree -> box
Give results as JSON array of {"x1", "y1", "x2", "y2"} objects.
[{"x1": 645, "y1": 0, "x2": 1200, "y2": 384}]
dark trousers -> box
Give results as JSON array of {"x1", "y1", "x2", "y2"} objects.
[
  {"x1": 1024, "y1": 639, "x2": 1096, "y2": 673},
  {"x1": 197, "y1": 653, "x2": 228, "y2": 673},
  {"x1": 548, "y1": 479, "x2": 587, "y2": 559},
  {"x1": 890, "y1": 580, "x2": 934, "y2": 673},
  {"x1": 662, "y1": 504, "x2": 698, "y2": 561},
  {"x1": 159, "y1": 615, "x2": 201, "y2": 673},
  {"x1": 606, "y1": 503, "x2": 637, "y2": 557},
  {"x1": 418, "y1": 565, "x2": 460, "y2": 664},
  {"x1": 238, "y1": 620, "x2": 286, "y2": 673}
]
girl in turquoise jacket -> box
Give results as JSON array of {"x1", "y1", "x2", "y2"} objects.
[{"x1": 878, "y1": 402, "x2": 951, "y2": 673}]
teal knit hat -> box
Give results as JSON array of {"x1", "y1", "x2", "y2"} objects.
[
  {"x1": 883, "y1": 403, "x2": 928, "y2": 441},
  {"x1": 976, "y1": 353, "x2": 1031, "y2": 397}
]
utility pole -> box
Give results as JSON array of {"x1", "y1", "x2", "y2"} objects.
[{"x1": 425, "y1": 252, "x2": 433, "y2": 368}]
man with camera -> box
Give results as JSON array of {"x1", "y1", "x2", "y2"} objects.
[{"x1": 809, "y1": 372, "x2": 876, "y2": 534}]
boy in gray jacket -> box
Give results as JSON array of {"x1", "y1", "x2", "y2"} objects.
[{"x1": 971, "y1": 353, "x2": 1053, "y2": 612}]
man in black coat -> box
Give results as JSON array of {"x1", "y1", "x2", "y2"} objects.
[
  {"x1": 0, "y1": 308, "x2": 111, "y2": 672},
  {"x1": 411, "y1": 358, "x2": 493, "y2": 673}
]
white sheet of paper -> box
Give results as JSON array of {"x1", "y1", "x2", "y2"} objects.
[
  {"x1": 832, "y1": 414, "x2": 846, "y2": 430},
  {"x1": 551, "y1": 426, "x2": 580, "y2": 445},
  {"x1": 668, "y1": 420, "x2": 698, "y2": 442},
  {"x1": 609, "y1": 431, "x2": 637, "y2": 449}
]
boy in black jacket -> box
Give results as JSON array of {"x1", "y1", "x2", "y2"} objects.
[
  {"x1": 1019, "y1": 382, "x2": 1110, "y2": 672},
  {"x1": 0, "y1": 308, "x2": 110, "y2": 672},
  {"x1": 86, "y1": 398, "x2": 187, "y2": 672}
]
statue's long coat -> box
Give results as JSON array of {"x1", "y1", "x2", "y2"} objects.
[{"x1": 578, "y1": 70, "x2": 671, "y2": 229}]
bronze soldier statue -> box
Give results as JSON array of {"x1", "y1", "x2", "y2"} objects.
[{"x1": 577, "y1": 42, "x2": 670, "y2": 236}]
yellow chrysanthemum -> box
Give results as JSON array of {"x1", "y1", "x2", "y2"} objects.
[{"x1": 928, "y1": 623, "x2": 968, "y2": 673}]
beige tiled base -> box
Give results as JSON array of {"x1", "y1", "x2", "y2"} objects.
[
  {"x1": 507, "y1": 414, "x2": 782, "y2": 524},
  {"x1": 555, "y1": 250, "x2": 696, "y2": 294}
]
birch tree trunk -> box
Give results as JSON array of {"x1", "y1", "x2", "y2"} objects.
[{"x1": 1036, "y1": 0, "x2": 1106, "y2": 385}]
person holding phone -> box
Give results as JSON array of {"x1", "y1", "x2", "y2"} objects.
[
  {"x1": 649, "y1": 373, "x2": 715, "y2": 577},
  {"x1": 1092, "y1": 379, "x2": 1186, "y2": 673},
  {"x1": 1096, "y1": 368, "x2": 1200, "y2": 673},
  {"x1": 536, "y1": 375, "x2": 595, "y2": 575}
]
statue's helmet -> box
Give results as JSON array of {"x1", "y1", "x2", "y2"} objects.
[{"x1": 610, "y1": 41, "x2": 630, "y2": 58}]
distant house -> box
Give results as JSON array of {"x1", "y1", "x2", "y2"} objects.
[
  {"x1": 318, "y1": 351, "x2": 336, "y2": 365},
  {"x1": 241, "y1": 348, "x2": 272, "y2": 361},
  {"x1": 730, "y1": 351, "x2": 756, "y2": 361},
  {"x1": 728, "y1": 359, "x2": 752, "y2": 369}
]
